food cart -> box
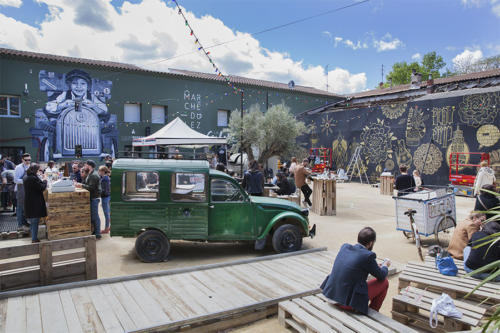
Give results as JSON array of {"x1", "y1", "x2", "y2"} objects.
[{"x1": 393, "y1": 186, "x2": 456, "y2": 246}]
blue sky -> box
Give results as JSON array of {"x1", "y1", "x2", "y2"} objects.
[{"x1": 0, "y1": 0, "x2": 499, "y2": 93}]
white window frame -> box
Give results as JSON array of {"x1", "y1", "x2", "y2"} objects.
[
  {"x1": 124, "y1": 103, "x2": 141, "y2": 123},
  {"x1": 151, "y1": 105, "x2": 167, "y2": 124},
  {"x1": 217, "y1": 109, "x2": 229, "y2": 127},
  {"x1": 0, "y1": 95, "x2": 21, "y2": 118}
]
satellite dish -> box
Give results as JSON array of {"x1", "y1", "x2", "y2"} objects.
[{"x1": 288, "y1": 80, "x2": 295, "y2": 89}]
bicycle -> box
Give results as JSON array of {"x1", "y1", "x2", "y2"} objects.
[
  {"x1": 434, "y1": 208, "x2": 456, "y2": 247},
  {"x1": 404, "y1": 209, "x2": 424, "y2": 261}
]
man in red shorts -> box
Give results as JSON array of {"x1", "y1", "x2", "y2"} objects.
[{"x1": 320, "y1": 227, "x2": 390, "y2": 314}]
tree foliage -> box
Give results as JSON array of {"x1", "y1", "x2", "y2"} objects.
[
  {"x1": 227, "y1": 103, "x2": 307, "y2": 164},
  {"x1": 454, "y1": 54, "x2": 500, "y2": 74},
  {"x1": 384, "y1": 51, "x2": 446, "y2": 86}
]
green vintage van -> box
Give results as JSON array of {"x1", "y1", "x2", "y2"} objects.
[{"x1": 110, "y1": 159, "x2": 316, "y2": 262}]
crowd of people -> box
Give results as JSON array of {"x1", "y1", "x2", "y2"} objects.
[{"x1": 0, "y1": 153, "x2": 114, "y2": 242}]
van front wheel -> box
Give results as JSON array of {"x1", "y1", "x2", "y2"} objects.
[
  {"x1": 135, "y1": 230, "x2": 170, "y2": 262},
  {"x1": 272, "y1": 224, "x2": 302, "y2": 253}
]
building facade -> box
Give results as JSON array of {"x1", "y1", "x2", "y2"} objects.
[{"x1": 0, "y1": 48, "x2": 340, "y2": 163}]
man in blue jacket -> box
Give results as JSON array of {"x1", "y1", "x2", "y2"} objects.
[{"x1": 320, "y1": 227, "x2": 390, "y2": 314}]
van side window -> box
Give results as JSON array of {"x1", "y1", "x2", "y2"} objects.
[
  {"x1": 122, "y1": 171, "x2": 159, "y2": 201},
  {"x1": 171, "y1": 173, "x2": 206, "y2": 202},
  {"x1": 211, "y1": 179, "x2": 244, "y2": 202}
]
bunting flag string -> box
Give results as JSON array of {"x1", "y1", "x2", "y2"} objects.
[{"x1": 172, "y1": 0, "x2": 242, "y2": 94}]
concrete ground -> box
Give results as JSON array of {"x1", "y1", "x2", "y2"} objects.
[{"x1": 0, "y1": 182, "x2": 476, "y2": 332}]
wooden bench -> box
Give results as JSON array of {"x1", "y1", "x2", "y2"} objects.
[
  {"x1": 0, "y1": 236, "x2": 97, "y2": 291},
  {"x1": 392, "y1": 286, "x2": 487, "y2": 332},
  {"x1": 278, "y1": 293, "x2": 418, "y2": 333},
  {"x1": 398, "y1": 260, "x2": 500, "y2": 310}
]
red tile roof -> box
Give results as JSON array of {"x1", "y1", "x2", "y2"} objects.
[{"x1": 0, "y1": 47, "x2": 340, "y2": 98}]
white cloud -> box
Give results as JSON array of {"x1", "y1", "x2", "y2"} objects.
[
  {"x1": 0, "y1": 0, "x2": 22, "y2": 7},
  {"x1": 373, "y1": 33, "x2": 404, "y2": 52},
  {"x1": 460, "y1": 0, "x2": 500, "y2": 18},
  {"x1": 332, "y1": 36, "x2": 368, "y2": 50},
  {"x1": 322, "y1": 30, "x2": 332, "y2": 40},
  {"x1": 0, "y1": 0, "x2": 367, "y2": 94},
  {"x1": 411, "y1": 53, "x2": 421, "y2": 61},
  {"x1": 328, "y1": 68, "x2": 367, "y2": 94},
  {"x1": 452, "y1": 48, "x2": 483, "y2": 73}
]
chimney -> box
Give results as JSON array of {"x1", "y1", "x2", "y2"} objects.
[
  {"x1": 389, "y1": 77, "x2": 393, "y2": 88},
  {"x1": 426, "y1": 73, "x2": 434, "y2": 93},
  {"x1": 379, "y1": 82, "x2": 384, "y2": 89}
]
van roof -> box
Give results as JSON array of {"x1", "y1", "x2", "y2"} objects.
[{"x1": 112, "y1": 158, "x2": 209, "y2": 171}]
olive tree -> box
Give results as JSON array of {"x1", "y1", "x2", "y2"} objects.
[{"x1": 227, "y1": 103, "x2": 307, "y2": 164}]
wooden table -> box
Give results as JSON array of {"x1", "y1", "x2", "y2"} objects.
[
  {"x1": 44, "y1": 188, "x2": 91, "y2": 240},
  {"x1": 311, "y1": 178, "x2": 336, "y2": 216},
  {"x1": 263, "y1": 185, "x2": 280, "y2": 197}
]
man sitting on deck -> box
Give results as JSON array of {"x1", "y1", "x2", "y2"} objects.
[
  {"x1": 320, "y1": 227, "x2": 390, "y2": 314},
  {"x1": 448, "y1": 212, "x2": 485, "y2": 260}
]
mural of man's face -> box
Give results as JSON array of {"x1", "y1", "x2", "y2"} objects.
[{"x1": 71, "y1": 78, "x2": 88, "y2": 98}]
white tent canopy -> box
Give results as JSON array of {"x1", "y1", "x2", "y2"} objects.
[{"x1": 132, "y1": 117, "x2": 227, "y2": 147}]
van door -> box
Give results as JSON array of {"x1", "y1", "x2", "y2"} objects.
[
  {"x1": 168, "y1": 172, "x2": 208, "y2": 239},
  {"x1": 208, "y1": 177, "x2": 254, "y2": 240}
]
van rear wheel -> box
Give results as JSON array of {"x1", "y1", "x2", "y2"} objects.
[
  {"x1": 135, "y1": 230, "x2": 170, "y2": 262},
  {"x1": 272, "y1": 224, "x2": 302, "y2": 253}
]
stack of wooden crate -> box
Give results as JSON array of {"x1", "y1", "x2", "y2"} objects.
[
  {"x1": 311, "y1": 178, "x2": 336, "y2": 216},
  {"x1": 380, "y1": 175, "x2": 394, "y2": 195},
  {"x1": 45, "y1": 189, "x2": 91, "y2": 240}
]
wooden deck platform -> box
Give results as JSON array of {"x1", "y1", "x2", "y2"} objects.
[{"x1": 0, "y1": 248, "x2": 345, "y2": 333}]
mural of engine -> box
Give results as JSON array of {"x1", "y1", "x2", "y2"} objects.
[{"x1": 30, "y1": 69, "x2": 117, "y2": 161}]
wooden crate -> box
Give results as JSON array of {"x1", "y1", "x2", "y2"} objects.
[
  {"x1": 45, "y1": 189, "x2": 91, "y2": 240},
  {"x1": 380, "y1": 175, "x2": 394, "y2": 196},
  {"x1": 0, "y1": 236, "x2": 97, "y2": 291},
  {"x1": 311, "y1": 178, "x2": 336, "y2": 216},
  {"x1": 278, "y1": 293, "x2": 418, "y2": 333},
  {"x1": 392, "y1": 286, "x2": 486, "y2": 332}
]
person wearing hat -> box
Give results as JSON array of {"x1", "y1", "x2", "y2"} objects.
[
  {"x1": 75, "y1": 160, "x2": 102, "y2": 239},
  {"x1": 45, "y1": 69, "x2": 107, "y2": 115}
]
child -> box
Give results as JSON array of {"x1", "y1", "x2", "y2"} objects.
[
  {"x1": 413, "y1": 170, "x2": 422, "y2": 191},
  {"x1": 99, "y1": 166, "x2": 111, "y2": 234}
]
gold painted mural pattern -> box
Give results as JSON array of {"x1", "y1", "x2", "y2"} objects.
[
  {"x1": 406, "y1": 106, "x2": 428, "y2": 146},
  {"x1": 395, "y1": 139, "x2": 413, "y2": 167},
  {"x1": 381, "y1": 103, "x2": 407, "y2": 119},
  {"x1": 413, "y1": 143, "x2": 443, "y2": 175},
  {"x1": 458, "y1": 93, "x2": 499, "y2": 128},
  {"x1": 477, "y1": 124, "x2": 500, "y2": 148},
  {"x1": 446, "y1": 126, "x2": 470, "y2": 169},
  {"x1": 360, "y1": 118, "x2": 396, "y2": 165},
  {"x1": 332, "y1": 133, "x2": 348, "y2": 169},
  {"x1": 431, "y1": 106, "x2": 454, "y2": 148},
  {"x1": 321, "y1": 114, "x2": 335, "y2": 136}
]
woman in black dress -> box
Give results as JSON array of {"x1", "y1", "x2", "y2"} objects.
[{"x1": 23, "y1": 164, "x2": 47, "y2": 243}]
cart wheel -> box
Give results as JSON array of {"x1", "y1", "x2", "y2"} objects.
[
  {"x1": 402, "y1": 230, "x2": 413, "y2": 239},
  {"x1": 434, "y1": 215, "x2": 456, "y2": 247}
]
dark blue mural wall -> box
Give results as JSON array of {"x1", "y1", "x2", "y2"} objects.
[{"x1": 300, "y1": 91, "x2": 500, "y2": 185}]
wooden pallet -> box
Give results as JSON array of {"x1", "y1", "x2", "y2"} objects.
[
  {"x1": 311, "y1": 178, "x2": 336, "y2": 216},
  {"x1": 278, "y1": 293, "x2": 418, "y2": 333},
  {"x1": 45, "y1": 189, "x2": 91, "y2": 240},
  {"x1": 379, "y1": 175, "x2": 394, "y2": 196},
  {"x1": 398, "y1": 260, "x2": 500, "y2": 308},
  {"x1": 0, "y1": 236, "x2": 96, "y2": 291},
  {"x1": 392, "y1": 286, "x2": 487, "y2": 332}
]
